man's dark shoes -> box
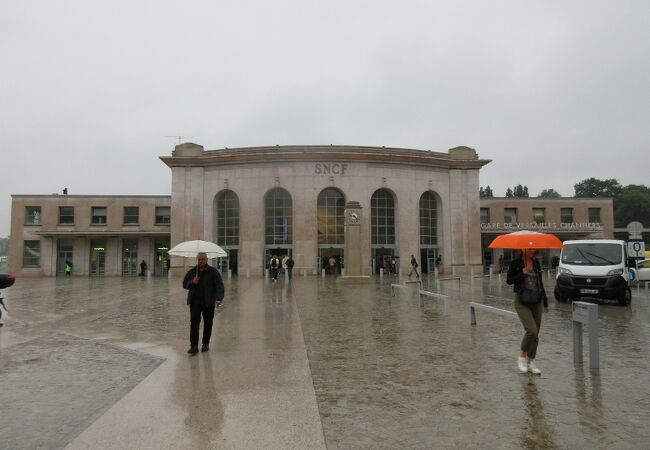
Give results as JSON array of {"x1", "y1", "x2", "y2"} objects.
[
  {"x1": 201, "y1": 344, "x2": 209, "y2": 352},
  {"x1": 187, "y1": 346, "x2": 199, "y2": 355}
]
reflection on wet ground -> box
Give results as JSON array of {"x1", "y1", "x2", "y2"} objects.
[{"x1": 0, "y1": 274, "x2": 649, "y2": 449}]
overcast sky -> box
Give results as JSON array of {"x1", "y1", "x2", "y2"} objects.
[{"x1": 2, "y1": 0, "x2": 649, "y2": 236}]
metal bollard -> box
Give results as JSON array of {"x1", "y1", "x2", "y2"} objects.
[
  {"x1": 228, "y1": 269, "x2": 232, "y2": 279},
  {"x1": 321, "y1": 269, "x2": 325, "y2": 277},
  {"x1": 380, "y1": 268, "x2": 384, "y2": 277},
  {"x1": 489, "y1": 266, "x2": 493, "y2": 277},
  {"x1": 434, "y1": 268, "x2": 438, "y2": 278},
  {"x1": 303, "y1": 269, "x2": 307, "y2": 277},
  {"x1": 573, "y1": 302, "x2": 599, "y2": 369}
]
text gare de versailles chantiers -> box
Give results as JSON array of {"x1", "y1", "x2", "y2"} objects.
[{"x1": 480, "y1": 222, "x2": 603, "y2": 230}]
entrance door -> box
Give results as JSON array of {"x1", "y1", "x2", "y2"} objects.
[
  {"x1": 56, "y1": 239, "x2": 73, "y2": 276},
  {"x1": 420, "y1": 248, "x2": 438, "y2": 274},
  {"x1": 90, "y1": 240, "x2": 106, "y2": 276},
  {"x1": 212, "y1": 248, "x2": 238, "y2": 275},
  {"x1": 154, "y1": 239, "x2": 170, "y2": 277},
  {"x1": 318, "y1": 247, "x2": 344, "y2": 275},
  {"x1": 122, "y1": 239, "x2": 138, "y2": 276},
  {"x1": 264, "y1": 247, "x2": 291, "y2": 274},
  {"x1": 372, "y1": 248, "x2": 395, "y2": 274}
]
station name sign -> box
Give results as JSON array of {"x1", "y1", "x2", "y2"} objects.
[
  {"x1": 314, "y1": 163, "x2": 348, "y2": 175},
  {"x1": 481, "y1": 222, "x2": 603, "y2": 231}
]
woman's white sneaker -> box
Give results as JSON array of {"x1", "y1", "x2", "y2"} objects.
[
  {"x1": 518, "y1": 356, "x2": 528, "y2": 373},
  {"x1": 527, "y1": 361, "x2": 541, "y2": 375}
]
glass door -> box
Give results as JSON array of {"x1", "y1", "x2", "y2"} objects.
[
  {"x1": 90, "y1": 240, "x2": 106, "y2": 276},
  {"x1": 318, "y1": 246, "x2": 344, "y2": 275},
  {"x1": 154, "y1": 239, "x2": 170, "y2": 277},
  {"x1": 56, "y1": 239, "x2": 73, "y2": 276},
  {"x1": 122, "y1": 239, "x2": 138, "y2": 276}
]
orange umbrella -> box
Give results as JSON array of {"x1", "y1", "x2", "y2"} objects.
[{"x1": 488, "y1": 230, "x2": 563, "y2": 249}]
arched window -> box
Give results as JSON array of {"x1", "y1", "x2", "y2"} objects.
[
  {"x1": 265, "y1": 188, "x2": 292, "y2": 245},
  {"x1": 419, "y1": 192, "x2": 438, "y2": 246},
  {"x1": 317, "y1": 188, "x2": 345, "y2": 244},
  {"x1": 371, "y1": 189, "x2": 395, "y2": 245},
  {"x1": 214, "y1": 190, "x2": 239, "y2": 246}
]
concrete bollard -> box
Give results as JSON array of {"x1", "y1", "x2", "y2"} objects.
[
  {"x1": 321, "y1": 269, "x2": 325, "y2": 277},
  {"x1": 303, "y1": 269, "x2": 307, "y2": 277},
  {"x1": 489, "y1": 266, "x2": 493, "y2": 277},
  {"x1": 246, "y1": 269, "x2": 250, "y2": 278},
  {"x1": 228, "y1": 269, "x2": 232, "y2": 279},
  {"x1": 434, "y1": 268, "x2": 438, "y2": 278},
  {"x1": 380, "y1": 268, "x2": 384, "y2": 277},
  {"x1": 146, "y1": 269, "x2": 151, "y2": 278},
  {"x1": 341, "y1": 268, "x2": 345, "y2": 276},
  {"x1": 265, "y1": 269, "x2": 269, "y2": 279}
]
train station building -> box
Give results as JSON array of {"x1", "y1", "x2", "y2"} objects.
[{"x1": 9, "y1": 143, "x2": 615, "y2": 277}]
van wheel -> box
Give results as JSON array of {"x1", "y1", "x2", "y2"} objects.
[
  {"x1": 554, "y1": 287, "x2": 568, "y2": 303},
  {"x1": 618, "y1": 287, "x2": 632, "y2": 306}
]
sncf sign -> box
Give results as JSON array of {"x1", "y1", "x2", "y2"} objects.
[{"x1": 314, "y1": 163, "x2": 349, "y2": 175}]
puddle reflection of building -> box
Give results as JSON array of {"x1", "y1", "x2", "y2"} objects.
[
  {"x1": 519, "y1": 377, "x2": 557, "y2": 449},
  {"x1": 172, "y1": 354, "x2": 225, "y2": 448},
  {"x1": 574, "y1": 366, "x2": 605, "y2": 434},
  {"x1": 267, "y1": 283, "x2": 293, "y2": 348}
]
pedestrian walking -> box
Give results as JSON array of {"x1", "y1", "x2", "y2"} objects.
[
  {"x1": 507, "y1": 249, "x2": 548, "y2": 374},
  {"x1": 285, "y1": 256, "x2": 295, "y2": 279},
  {"x1": 282, "y1": 255, "x2": 289, "y2": 277},
  {"x1": 182, "y1": 252, "x2": 224, "y2": 355},
  {"x1": 139, "y1": 260, "x2": 148, "y2": 276},
  {"x1": 408, "y1": 254, "x2": 420, "y2": 279},
  {"x1": 269, "y1": 255, "x2": 280, "y2": 282}
]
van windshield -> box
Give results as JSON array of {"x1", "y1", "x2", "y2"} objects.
[{"x1": 561, "y1": 243, "x2": 622, "y2": 266}]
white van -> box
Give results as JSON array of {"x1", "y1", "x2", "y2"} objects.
[{"x1": 554, "y1": 239, "x2": 632, "y2": 306}]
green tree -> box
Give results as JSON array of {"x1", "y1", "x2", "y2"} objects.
[
  {"x1": 614, "y1": 185, "x2": 650, "y2": 227},
  {"x1": 479, "y1": 186, "x2": 494, "y2": 198},
  {"x1": 505, "y1": 187, "x2": 513, "y2": 197},
  {"x1": 538, "y1": 189, "x2": 561, "y2": 198},
  {"x1": 512, "y1": 184, "x2": 529, "y2": 197},
  {"x1": 574, "y1": 178, "x2": 622, "y2": 198}
]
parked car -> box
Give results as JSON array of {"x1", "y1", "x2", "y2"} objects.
[{"x1": 636, "y1": 259, "x2": 650, "y2": 282}]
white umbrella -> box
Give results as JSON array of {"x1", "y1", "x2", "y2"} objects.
[{"x1": 168, "y1": 240, "x2": 228, "y2": 259}]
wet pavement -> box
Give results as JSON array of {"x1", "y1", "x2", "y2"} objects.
[{"x1": 0, "y1": 273, "x2": 649, "y2": 449}]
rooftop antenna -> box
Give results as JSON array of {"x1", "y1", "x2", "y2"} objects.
[{"x1": 165, "y1": 135, "x2": 194, "y2": 145}]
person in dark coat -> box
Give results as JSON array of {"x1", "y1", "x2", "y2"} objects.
[
  {"x1": 139, "y1": 260, "x2": 147, "y2": 276},
  {"x1": 182, "y1": 252, "x2": 224, "y2": 355},
  {"x1": 507, "y1": 249, "x2": 548, "y2": 375},
  {"x1": 285, "y1": 256, "x2": 295, "y2": 280},
  {"x1": 408, "y1": 254, "x2": 420, "y2": 279},
  {"x1": 269, "y1": 256, "x2": 280, "y2": 282}
]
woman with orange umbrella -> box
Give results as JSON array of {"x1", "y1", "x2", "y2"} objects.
[{"x1": 490, "y1": 231, "x2": 563, "y2": 375}]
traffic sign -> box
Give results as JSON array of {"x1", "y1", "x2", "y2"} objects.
[{"x1": 628, "y1": 240, "x2": 645, "y2": 258}]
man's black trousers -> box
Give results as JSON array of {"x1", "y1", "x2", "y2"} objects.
[{"x1": 189, "y1": 303, "x2": 215, "y2": 347}]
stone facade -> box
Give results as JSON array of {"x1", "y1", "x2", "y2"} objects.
[
  {"x1": 161, "y1": 144, "x2": 490, "y2": 277},
  {"x1": 9, "y1": 195, "x2": 171, "y2": 276}
]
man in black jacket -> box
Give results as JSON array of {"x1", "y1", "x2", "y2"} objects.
[{"x1": 182, "y1": 252, "x2": 224, "y2": 355}]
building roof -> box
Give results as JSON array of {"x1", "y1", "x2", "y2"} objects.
[{"x1": 160, "y1": 143, "x2": 492, "y2": 170}]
